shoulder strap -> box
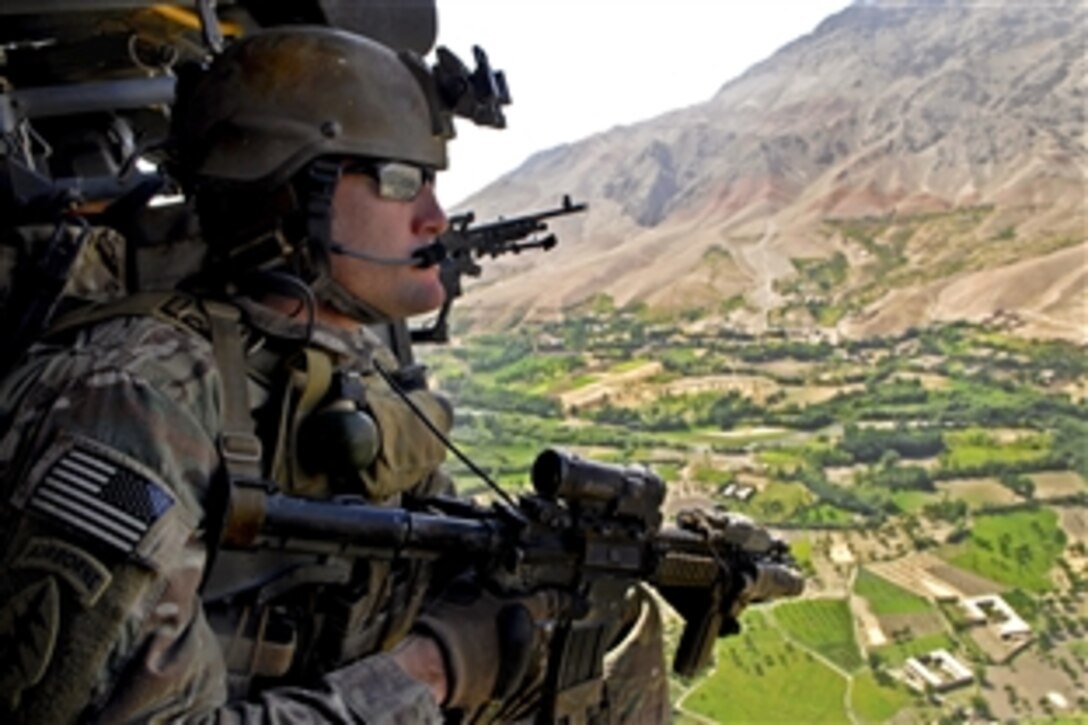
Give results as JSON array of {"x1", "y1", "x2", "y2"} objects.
[
  {"x1": 44, "y1": 291, "x2": 205, "y2": 340},
  {"x1": 203, "y1": 300, "x2": 263, "y2": 482},
  {"x1": 47, "y1": 292, "x2": 263, "y2": 482}
]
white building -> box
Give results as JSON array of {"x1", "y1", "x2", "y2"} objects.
[
  {"x1": 961, "y1": 594, "x2": 1031, "y2": 640},
  {"x1": 903, "y1": 649, "x2": 973, "y2": 693}
]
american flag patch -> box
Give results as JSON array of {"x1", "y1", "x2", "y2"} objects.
[{"x1": 28, "y1": 445, "x2": 174, "y2": 554}]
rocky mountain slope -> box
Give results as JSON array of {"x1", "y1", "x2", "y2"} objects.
[{"x1": 452, "y1": 0, "x2": 1086, "y2": 342}]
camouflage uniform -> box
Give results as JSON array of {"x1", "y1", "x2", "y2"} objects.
[
  {"x1": 601, "y1": 586, "x2": 671, "y2": 724},
  {"x1": 0, "y1": 23, "x2": 672, "y2": 722},
  {"x1": 0, "y1": 298, "x2": 671, "y2": 724},
  {"x1": 0, "y1": 300, "x2": 450, "y2": 723}
]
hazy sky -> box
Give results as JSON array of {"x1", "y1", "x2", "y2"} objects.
[{"x1": 433, "y1": 0, "x2": 852, "y2": 208}]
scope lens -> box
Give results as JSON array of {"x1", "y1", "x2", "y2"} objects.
[{"x1": 530, "y1": 449, "x2": 564, "y2": 498}]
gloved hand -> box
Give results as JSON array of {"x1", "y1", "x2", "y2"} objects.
[
  {"x1": 677, "y1": 506, "x2": 803, "y2": 603},
  {"x1": 413, "y1": 580, "x2": 569, "y2": 712},
  {"x1": 675, "y1": 507, "x2": 782, "y2": 555},
  {"x1": 663, "y1": 507, "x2": 804, "y2": 628}
]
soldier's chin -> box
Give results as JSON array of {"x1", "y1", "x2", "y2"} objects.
[{"x1": 402, "y1": 287, "x2": 446, "y2": 318}]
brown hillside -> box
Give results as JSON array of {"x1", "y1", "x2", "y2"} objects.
[{"x1": 451, "y1": 0, "x2": 1086, "y2": 342}]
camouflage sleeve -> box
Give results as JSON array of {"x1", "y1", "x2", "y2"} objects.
[
  {"x1": 0, "y1": 317, "x2": 441, "y2": 724},
  {"x1": 600, "y1": 585, "x2": 670, "y2": 724}
]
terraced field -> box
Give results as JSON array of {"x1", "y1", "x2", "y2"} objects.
[
  {"x1": 772, "y1": 598, "x2": 864, "y2": 672},
  {"x1": 679, "y1": 611, "x2": 849, "y2": 723}
]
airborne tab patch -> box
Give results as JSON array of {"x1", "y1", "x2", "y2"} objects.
[
  {"x1": 27, "y1": 442, "x2": 174, "y2": 555},
  {"x1": 14, "y1": 538, "x2": 112, "y2": 607}
]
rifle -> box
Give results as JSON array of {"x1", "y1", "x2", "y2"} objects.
[
  {"x1": 222, "y1": 448, "x2": 804, "y2": 722},
  {"x1": 412, "y1": 195, "x2": 588, "y2": 343}
]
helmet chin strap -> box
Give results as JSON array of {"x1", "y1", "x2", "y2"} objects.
[{"x1": 327, "y1": 240, "x2": 447, "y2": 268}]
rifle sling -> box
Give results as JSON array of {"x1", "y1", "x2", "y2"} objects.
[{"x1": 203, "y1": 300, "x2": 263, "y2": 482}]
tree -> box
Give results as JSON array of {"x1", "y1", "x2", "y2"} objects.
[
  {"x1": 1014, "y1": 543, "x2": 1033, "y2": 572},
  {"x1": 999, "y1": 472, "x2": 1036, "y2": 499},
  {"x1": 878, "y1": 449, "x2": 902, "y2": 470},
  {"x1": 999, "y1": 532, "x2": 1013, "y2": 558},
  {"x1": 971, "y1": 695, "x2": 994, "y2": 720}
]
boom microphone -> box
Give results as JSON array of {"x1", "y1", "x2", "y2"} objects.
[{"x1": 327, "y1": 240, "x2": 447, "y2": 268}]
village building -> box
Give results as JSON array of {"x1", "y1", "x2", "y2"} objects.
[
  {"x1": 717, "y1": 483, "x2": 757, "y2": 502},
  {"x1": 829, "y1": 539, "x2": 855, "y2": 566},
  {"x1": 957, "y1": 593, "x2": 1034, "y2": 663},
  {"x1": 903, "y1": 649, "x2": 973, "y2": 693},
  {"x1": 961, "y1": 594, "x2": 1031, "y2": 640}
]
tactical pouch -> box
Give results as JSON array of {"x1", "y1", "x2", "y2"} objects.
[
  {"x1": 217, "y1": 607, "x2": 298, "y2": 682},
  {"x1": 362, "y1": 383, "x2": 452, "y2": 500},
  {"x1": 271, "y1": 346, "x2": 451, "y2": 501},
  {"x1": 271, "y1": 348, "x2": 335, "y2": 497}
]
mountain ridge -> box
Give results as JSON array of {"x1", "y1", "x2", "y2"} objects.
[{"x1": 452, "y1": 0, "x2": 1086, "y2": 342}]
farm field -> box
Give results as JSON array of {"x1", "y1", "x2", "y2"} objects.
[
  {"x1": 772, "y1": 598, "x2": 864, "y2": 672},
  {"x1": 984, "y1": 646, "x2": 1088, "y2": 720},
  {"x1": 872, "y1": 610, "x2": 947, "y2": 643},
  {"x1": 889, "y1": 489, "x2": 938, "y2": 513},
  {"x1": 781, "y1": 383, "x2": 864, "y2": 406},
  {"x1": 1059, "y1": 506, "x2": 1088, "y2": 544},
  {"x1": 935, "y1": 477, "x2": 1022, "y2": 509},
  {"x1": 825, "y1": 465, "x2": 864, "y2": 486},
  {"x1": 1032, "y1": 471, "x2": 1088, "y2": 498},
  {"x1": 849, "y1": 671, "x2": 914, "y2": 723},
  {"x1": 796, "y1": 503, "x2": 855, "y2": 526},
  {"x1": 940, "y1": 429, "x2": 1054, "y2": 470},
  {"x1": 944, "y1": 508, "x2": 1067, "y2": 593},
  {"x1": 732, "y1": 481, "x2": 812, "y2": 523},
  {"x1": 678, "y1": 611, "x2": 850, "y2": 723},
  {"x1": 854, "y1": 568, "x2": 933, "y2": 616},
  {"x1": 425, "y1": 315, "x2": 1088, "y2": 721}
]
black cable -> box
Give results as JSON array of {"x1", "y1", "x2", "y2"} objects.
[{"x1": 235, "y1": 270, "x2": 318, "y2": 343}]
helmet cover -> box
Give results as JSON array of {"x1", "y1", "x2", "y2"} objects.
[{"x1": 179, "y1": 26, "x2": 450, "y2": 188}]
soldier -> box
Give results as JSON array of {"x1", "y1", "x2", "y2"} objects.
[
  {"x1": 0, "y1": 26, "x2": 569, "y2": 723},
  {"x1": 0, "y1": 23, "x2": 673, "y2": 724}
]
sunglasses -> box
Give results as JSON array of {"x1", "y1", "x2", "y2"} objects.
[{"x1": 342, "y1": 158, "x2": 437, "y2": 201}]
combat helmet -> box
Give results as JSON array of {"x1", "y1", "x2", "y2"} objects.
[
  {"x1": 179, "y1": 25, "x2": 450, "y2": 188},
  {"x1": 174, "y1": 25, "x2": 463, "y2": 320}
]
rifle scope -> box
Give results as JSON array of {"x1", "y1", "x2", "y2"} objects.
[{"x1": 530, "y1": 449, "x2": 665, "y2": 524}]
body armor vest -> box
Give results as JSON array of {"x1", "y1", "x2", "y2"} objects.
[
  {"x1": 199, "y1": 312, "x2": 441, "y2": 697},
  {"x1": 42, "y1": 292, "x2": 444, "y2": 697}
]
